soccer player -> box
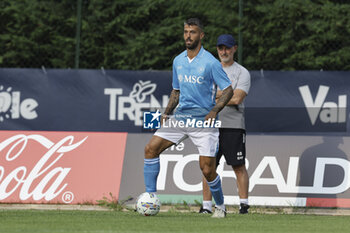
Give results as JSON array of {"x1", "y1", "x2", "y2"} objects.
[
  {"x1": 143, "y1": 18, "x2": 233, "y2": 218},
  {"x1": 199, "y1": 34, "x2": 251, "y2": 214}
]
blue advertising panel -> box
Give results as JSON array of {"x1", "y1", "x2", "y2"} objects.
[
  {"x1": 0, "y1": 68, "x2": 349, "y2": 134},
  {"x1": 246, "y1": 71, "x2": 349, "y2": 133},
  {"x1": 0, "y1": 68, "x2": 172, "y2": 132}
]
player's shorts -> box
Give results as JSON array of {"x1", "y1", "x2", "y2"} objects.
[
  {"x1": 154, "y1": 117, "x2": 219, "y2": 157},
  {"x1": 216, "y1": 128, "x2": 246, "y2": 166}
]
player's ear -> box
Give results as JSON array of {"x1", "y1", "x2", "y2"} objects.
[{"x1": 200, "y1": 31, "x2": 205, "y2": 40}]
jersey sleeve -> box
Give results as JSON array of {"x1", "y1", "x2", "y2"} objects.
[
  {"x1": 211, "y1": 60, "x2": 232, "y2": 90},
  {"x1": 172, "y1": 61, "x2": 180, "y2": 90},
  {"x1": 236, "y1": 67, "x2": 251, "y2": 94}
]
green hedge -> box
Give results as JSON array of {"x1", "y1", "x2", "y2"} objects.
[{"x1": 0, "y1": 0, "x2": 349, "y2": 70}]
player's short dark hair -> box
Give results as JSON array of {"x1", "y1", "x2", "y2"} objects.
[{"x1": 184, "y1": 18, "x2": 203, "y2": 31}]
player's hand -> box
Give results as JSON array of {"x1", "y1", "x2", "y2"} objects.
[
  {"x1": 205, "y1": 111, "x2": 217, "y2": 125},
  {"x1": 160, "y1": 114, "x2": 168, "y2": 126}
]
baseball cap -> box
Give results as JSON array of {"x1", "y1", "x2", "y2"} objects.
[{"x1": 216, "y1": 34, "x2": 236, "y2": 48}]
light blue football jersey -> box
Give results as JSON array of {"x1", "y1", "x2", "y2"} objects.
[{"x1": 172, "y1": 47, "x2": 231, "y2": 120}]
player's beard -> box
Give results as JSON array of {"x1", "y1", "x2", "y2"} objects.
[{"x1": 185, "y1": 38, "x2": 200, "y2": 50}]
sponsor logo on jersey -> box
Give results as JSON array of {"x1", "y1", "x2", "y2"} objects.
[
  {"x1": 178, "y1": 75, "x2": 204, "y2": 84},
  {"x1": 198, "y1": 66, "x2": 205, "y2": 73}
]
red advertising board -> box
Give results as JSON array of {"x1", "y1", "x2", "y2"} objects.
[{"x1": 0, "y1": 131, "x2": 127, "y2": 204}]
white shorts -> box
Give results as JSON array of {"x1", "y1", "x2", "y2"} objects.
[{"x1": 154, "y1": 118, "x2": 219, "y2": 157}]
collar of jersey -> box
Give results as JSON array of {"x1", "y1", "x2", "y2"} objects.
[{"x1": 184, "y1": 46, "x2": 204, "y2": 59}]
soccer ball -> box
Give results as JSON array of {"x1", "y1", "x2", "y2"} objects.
[{"x1": 136, "y1": 192, "x2": 161, "y2": 216}]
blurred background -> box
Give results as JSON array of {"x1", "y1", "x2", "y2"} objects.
[{"x1": 0, "y1": 0, "x2": 349, "y2": 71}]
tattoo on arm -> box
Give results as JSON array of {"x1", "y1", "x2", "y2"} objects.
[
  {"x1": 164, "y1": 89, "x2": 180, "y2": 115},
  {"x1": 211, "y1": 86, "x2": 233, "y2": 113}
]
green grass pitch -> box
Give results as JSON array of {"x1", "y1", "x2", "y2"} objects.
[{"x1": 0, "y1": 209, "x2": 349, "y2": 233}]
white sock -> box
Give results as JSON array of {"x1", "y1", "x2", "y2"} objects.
[
  {"x1": 240, "y1": 199, "x2": 248, "y2": 205},
  {"x1": 215, "y1": 204, "x2": 226, "y2": 211},
  {"x1": 203, "y1": 201, "x2": 212, "y2": 211}
]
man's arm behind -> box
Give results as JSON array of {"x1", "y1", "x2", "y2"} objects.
[
  {"x1": 205, "y1": 86, "x2": 233, "y2": 121},
  {"x1": 216, "y1": 88, "x2": 247, "y2": 105}
]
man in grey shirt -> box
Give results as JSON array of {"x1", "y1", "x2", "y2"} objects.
[{"x1": 200, "y1": 34, "x2": 251, "y2": 214}]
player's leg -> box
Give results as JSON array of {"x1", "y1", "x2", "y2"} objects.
[
  {"x1": 201, "y1": 146, "x2": 222, "y2": 213},
  {"x1": 144, "y1": 135, "x2": 174, "y2": 193},
  {"x1": 144, "y1": 122, "x2": 186, "y2": 193},
  {"x1": 201, "y1": 176, "x2": 212, "y2": 213},
  {"x1": 189, "y1": 128, "x2": 225, "y2": 217},
  {"x1": 199, "y1": 156, "x2": 225, "y2": 211},
  {"x1": 144, "y1": 135, "x2": 173, "y2": 159}
]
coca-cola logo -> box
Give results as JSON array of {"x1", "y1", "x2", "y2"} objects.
[{"x1": 0, "y1": 134, "x2": 87, "y2": 202}]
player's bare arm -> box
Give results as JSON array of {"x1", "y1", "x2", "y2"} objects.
[
  {"x1": 216, "y1": 89, "x2": 247, "y2": 105},
  {"x1": 205, "y1": 86, "x2": 233, "y2": 121},
  {"x1": 161, "y1": 89, "x2": 180, "y2": 124}
]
